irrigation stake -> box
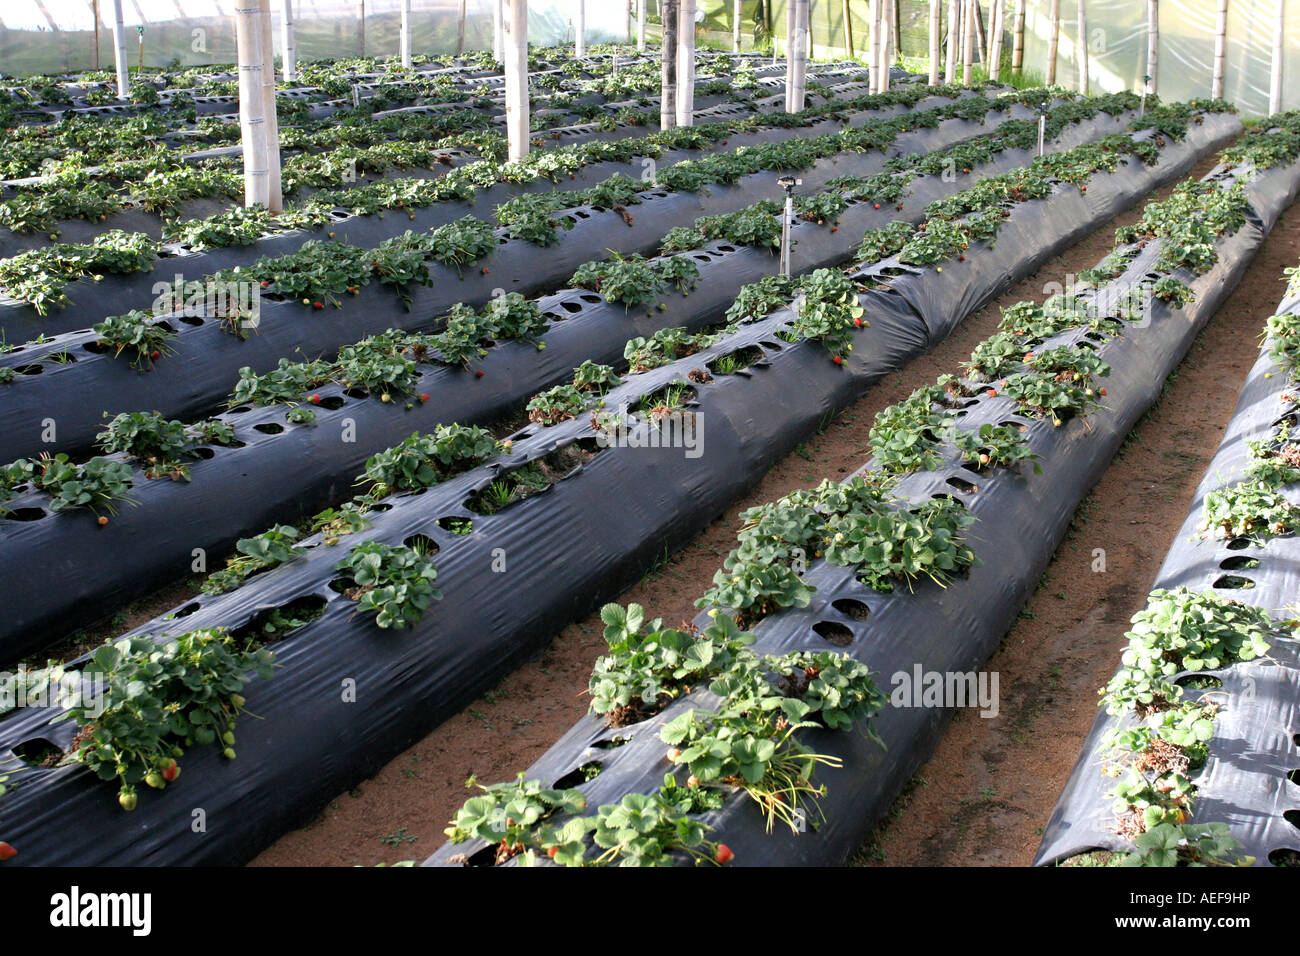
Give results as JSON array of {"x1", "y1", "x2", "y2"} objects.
[{"x1": 778, "y1": 174, "x2": 800, "y2": 276}]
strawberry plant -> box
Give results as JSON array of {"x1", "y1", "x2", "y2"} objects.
[
  {"x1": 92, "y1": 310, "x2": 175, "y2": 368},
  {"x1": 527, "y1": 384, "x2": 588, "y2": 425},
  {"x1": 1199, "y1": 479, "x2": 1300, "y2": 541},
  {"x1": 1114, "y1": 822, "x2": 1252, "y2": 867},
  {"x1": 571, "y1": 253, "x2": 663, "y2": 308},
  {"x1": 96, "y1": 411, "x2": 234, "y2": 480},
  {"x1": 624, "y1": 327, "x2": 717, "y2": 372},
  {"x1": 868, "y1": 389, "x2": 953, "y2": 474},
  {"x1": 571, "y1": 360, "x2": 620, "y2": 393},
  {"x1": 952, "y1": 422, "x2": 1041, "y2": 473},
  {"x1": 788, "y1": 268, "x2": 865, "y2": 357},
  {"x1": 8, "y1": 453, "x2": 134, "y2": 514},
  {"x1": 335, "y1": 541, "x2": 441, "y2": 629},
  {"x1": 444, "y1": 773, "x2": 587, "y2": 865},
  {"x1": 1100, "y1": 588, "x2": 1273, "y2": 715},
  {"x1": 230, "y1": 358, "x2": 332, "y2": 406},
  {"x1": 857, "y1": 220, "x2": 915, "y2": 263},
  {"x1": 54, "y1": 628, "x2": 274, "y2": 809},
  {"x1": 724, "y1": 274, "x2": 799, "y2": 324},
  {"x1": 824, "y1": 497, "x2": 977, "y2": 592},
  {"x1": 203, "y1": 525, "x2": 305, "y2": 595},
  {"x1": 696, "y1": 560, "x2": 815, "y2": 629},
  {"x1": 588, "y1": 604, "x2": 754, "y2": 725},
  {"x1": 359, "y1": 425, "x2": 498, "y2": 497}
]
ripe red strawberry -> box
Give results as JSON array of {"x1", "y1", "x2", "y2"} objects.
[
  {"x1": 0, "y1": 842, "x2": 15, "y2": 861},
  {"x1": 1099, "y1": 388, "x2": 1107, "y2": 396},
  {"x1": 150, "y1": 350, "x2": 161, "y2": 360},
  {"x1": 419, "y1": 393, "x2": 431, "y2": 402},
  {"x1": 831, "y1": 226, "x2": 838, "y2": 232},
  {"x1": 310, "y1": 394, "x2": 322, "y2": 404},
  {"x1": 1080, "y1": 185, "x2": 1087, "y2": 192},
  {"x1": 97, "y1": 515, "x2": 109, "y2": 526},
  {"x1": 687, "y1": 775, "x2": 700, "y2": 788},
  {"x1": 1024, "y1": 352, "x2": 1035, "y2": 360},
  {"x1": 832, "y1": 355, "x2": 843, "y2": 365},
  {"x1": 873, "y1": 203, "x2": 881, "y2": 209},
  {"x1": 260, "y1": 281, "x2": 270, "y2": 289},
  {"x1": 958, "y1": 255, "x2": 965, "y2": 261},
  {"x1": 986, "y1": 389, "x2": 997, "y2": 398},
  {"x1": 962, "y1": 167, "x2": 970, "y2": 174},
  {"x1": 312, "y1": 301, "x2": 324, "y2": 310},
  {"x1": 481, "y1": 267, "x2": 490, "y2": 275},
  {"x1": 853, "y1": 317, "x2": 864, "y2": 327},
  {"x1": 547, "y1": 846, "x2": 559, "y2": 858},
  {"x1": 475, "y1": 370, "x2": 485, "y2": 378},
  {"x1": 162, "y1": 760, "x2": 179, "y2": 783},
  {"x1": 715, "y1": 844, "x2": 734, "y2": 864}
]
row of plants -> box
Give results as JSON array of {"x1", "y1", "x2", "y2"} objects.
[
  {"x1": 1050, "y1": 281, "x2": 1300, "y2": 867},
  {"x1": 0, "y1": 117, "x2": 1266, "y2": 863},
  {"x1": 430, "y1": 126, "x2": 1287, "y2": 867},
  {"x1": 0, "y1": 83, "x2": 995, "y2": 313}
]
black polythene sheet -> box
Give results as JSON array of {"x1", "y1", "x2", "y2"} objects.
[
  {"x1": 1034, "y1": 337, "x2": 1300, "y2": 867},
  {"x1": 0, "y1": 111, "x2": 1213, "y2": 666},
  {"x1": 0, "y1": 89, "x2": 1000, "y2": 342},
  {"x1": 420, "y1": 167, "x2": 1294, "y2": 868},
  {"x1": 0, "y1": 111, "x2": 1041, "y2": 463}
]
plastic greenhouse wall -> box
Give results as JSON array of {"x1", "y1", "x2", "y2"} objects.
[{"x1": 0, "y1": 0, "x2": 633, "y2": 76}]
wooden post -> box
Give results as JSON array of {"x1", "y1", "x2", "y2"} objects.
[
  {"x1": 735, "y1": 0, "x2": 744, "y2": 52},
  {"x1": 881, "y1": 0, "x2": 893, "y2": 90},
  {"x1": 1011, "y1": 0, "x2": 1025, "y2": 74},
  {"x1": 92, "y1": 0, "x2": 101, "y2": 71},
  {"x1": 638, "y1": 0, "x2": 647, "y2": 52},
  {"x1": 493, "y1": 0, "x2": 504, "y2": 62},
  {"x1": 945, "y1": 0, "x2": 959, "y2": 81},
  {"x1": 1076, "y1": 0, "x2": 1087, "y2": 93},
  {"x1": 235, "y1": 0, "x2": 269, "y2": 209},
  {"x1": 987, "y1": 0, "x2": 1003, "y2": 81},
  {"x1": 788, "y1": 0, "x2": 808, "y2": 109},
  {"x1": 661, "y1": 0, "x2": 678, "y2": 128},
  {"x1": 869, "y1": 0, "x2": 881, "y2": 91},
  {"x1": 676, "y1": 0, "x2": 696, "y2": 125},
  {"x1": 929, "y1": 0, "x2": 941, "y2": 84},
  {"x1": 258, "y1": 0, "x2": 282, "y2": 213},
  {"x1": 358, "y1": 0, "x2": 365, "y2": 57},
  {"x1": 1046, "y1": 0, "x2": 1060, "y2": 85},
  {"x1": 963, "y1": 0, "x2": 974, "y2": 84},
  {"x1": 279, "y1": 0, "x2": 295, "y2": 82},
  {"x1": 974, "y1": 0, "x2": 987, "y2": 65},
  {"x1": 110, "y1": 0, "x2": 129, "y2": 98},
  {"x1": 575, "y1": 0, "x2": 586, "y2": 57},
  {"x1": 457, "y1": 0, "x2": 467, "y2": 55},
  {"x1": 1270, "y1": 0, "x2": 1284, "y2": 114},
  {"x1": 842, "y1": 0, "x2": 855, "y2": 59},
  {"x1": 1211, "y1": 0, "x2": 1227, "y2": 100},
  {"x1": 400, "y1": 0, "x2": 411, "y2": 68},
  {"x1": 504, "y1": 0, "x2": 529, "y2": 161},
  {"x1": 1145, "y1": 0, "x2": 1157, "y2": 95}
]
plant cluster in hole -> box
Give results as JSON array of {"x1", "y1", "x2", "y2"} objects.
[
  {"x1": 1071, "y1": 588, "x2": 1276, "y2": 866},
  {"x1": 48, "y1": 628, "x2": 275, "y2": 811}
]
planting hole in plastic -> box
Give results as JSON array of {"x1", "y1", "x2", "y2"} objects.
[
  {"x1": 231, "y1": 595, "x2": 328, "y2": 644},
  {"x1": 831, "y1": 598, "x2": 870, "y2": 621},
  {"x1": 591, "y1": 735, "x2": 630, "y2": 749},
  {"x1": 759, "y1": 340, "x2": 784, "y2": 352},
  {"x1": 254, "y1": 423, "x2": 285, "y2": 435},
  {"x1": 14, "y1": 737, "x2": 63, "y2": 767},
  {"x1": 404, "y1": 533, "x2": 440, "y2": 557},
  {"x1": 812, "y1": 620, "x2": 854, "y2": 647},
  {"x1": 1267, "y1": 848, "x2": 1300, "y2": 867},
  {"x1": 5, "y1": 507, "x2": 46, "y2": 522},
  {"x1": 437, "y1": 515, "x2": 474, "y2": 536},
  {"x1": 946, "y1": 477, "x2": 977, "y2": 494},
  {"x1": 552, "y1": 761, "x2": 603, "y2": 789},
  {"x1": 1212, "y1": 574, "x2": 1256, "y2": 590},
  {"x1": 318, "y1": 396, "x2": 345, "y2": 410},
  {"x1": 1174, "y1": 674, "x2": 1223, "y2": 690},
  {"x1": 13, "y1": 364, "x2": 42, "y2": 375},
  {"x1": 1219, "y1": 555, "x2": 1260, "y2": 571},
  {"x1": 174, "y1": 602, "x2": 201, "y2": 618},
  {"x1": 707, "y1": 345, "x2": 764, "y2": 376},
  {"x1": 1225, "y1": 537, "x2": 1252, "y2": 551}
]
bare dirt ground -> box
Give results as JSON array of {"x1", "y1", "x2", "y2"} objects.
[{"x1": 251, "y1": 151, "x2": 1299, "y2": 867}]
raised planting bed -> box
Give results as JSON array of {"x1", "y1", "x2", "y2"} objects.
[
  {"x1": 1035, "y1": 257, "x2": 1300, "y2": 868},
  {"x1": 0, "y1": 103, "x2": 1231, "y2": 662},
  {"x1": 416, "y1": 147, "x2": 1300, "y2": 868},
  {"x1": 0, "y1": 92, "x2": 1099, "y2": 464},
  {"x1": 0, "y1": 120, "x2": 1286, "y2": 867},
  {"x1": 0, "y1": 83, "x2": 1002, "y2": 340}
]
